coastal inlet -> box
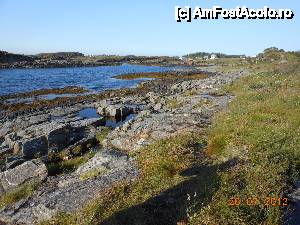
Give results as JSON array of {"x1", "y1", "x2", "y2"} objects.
[{"x1": 0, "y1": 64, "x2": 176, "y2": 96}]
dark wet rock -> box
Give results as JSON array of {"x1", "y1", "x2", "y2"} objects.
[
  {"x1": 0, "y1": 159, "x2": 47, "y2": 195},
  {"x1": 64, "y1": 134, "x2": 96, "y2": 153},
  {"x1": 5, "y1": 156, "x2": 26, "y2": 170},
  {"x1": 47, "y1": 124, "x2": 71, "y2": 151},
  {"x1": 22, "y1": 136, "x2": 48, "y2": 159}
]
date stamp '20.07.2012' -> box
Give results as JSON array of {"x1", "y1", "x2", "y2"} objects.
[{"x1": 228, "y1": 197, "x2": 289, "y2": 207}]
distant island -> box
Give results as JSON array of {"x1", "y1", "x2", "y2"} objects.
[{"x1": 0, "y1": 51, "x2": 184, "y2": 69}]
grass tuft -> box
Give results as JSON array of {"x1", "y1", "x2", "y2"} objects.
[
  {"x1": 47, "y1": 152, "x2": 95, "y2": 176},
  {"x1": 79, "y1": 168, "x2": 107, "y2": 180},
  {"x1": 0, "y1": 182, "x2": 39, "y2": 208}
]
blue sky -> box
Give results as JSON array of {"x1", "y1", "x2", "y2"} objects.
[{"x1": 0, "y1": 0, "x2": 299, "y2": 56}]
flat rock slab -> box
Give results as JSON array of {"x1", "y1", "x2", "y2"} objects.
[
  {"x1": 107, "y1": 112, "x2": 209, "y2": 152},
  {"x1": 0, "y1": 150, "x2": 138, "y2": 224},
  {"x1": 3, "y1": 116, "x2": 103, "y2": 160},
  {"x1": 0, "y1": 159, "x2": 47, "y2": 194}
]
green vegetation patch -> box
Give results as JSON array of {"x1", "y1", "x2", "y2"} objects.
[
  {"x1": 79, "y1": 168, "x2": 107, "y2": 181},
  {"x1": 40, "y1": 133, "x2": 219, "y2": 225},
  {"x1": 167, "y1": 98, "x2": 184, "y2": 109},
  {"x1": 95, "y1": 127, "x2": 112, "y2": 144},
  {"x1": 47, "y1": 152, "x2": 95, "y2": 176},
  {"x1": 193, "y1": 63, "x2": 300, "y2": 224},
  {"x1": 0, "y1": 182, "x2": 39, "y2": 208}
]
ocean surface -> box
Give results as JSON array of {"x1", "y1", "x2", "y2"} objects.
[{"x1": 0, "y1": 64, "x2": 174, "y2": 96}]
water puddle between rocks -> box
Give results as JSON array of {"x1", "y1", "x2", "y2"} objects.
[
  {"x1": 78, "y1": 108, "x2": 101, "y2": 119},
  {"x1": 105, "y1": 114, "x2": 136, "y2": 128},
  {"x1": 78, "y1": 108, "x2": 136, "y2": 128}
]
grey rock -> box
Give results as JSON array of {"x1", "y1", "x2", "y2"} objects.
[
  {"x1": 27, "y1": 114, "x2": 50, "y2": 125},
  {"x1": 70, "y1": 117, "x2": 104, "y2": 128},
  {"x1": 0, "y1": 159, "x2": 47, "y2": 194},
  {"x1": 97, "y1": 103, "x2": 133, "y2": 119},
  {"x1": 0, "y1": 121, "x2": 13, "y2": 139},
  {"x1": 76, "y1": 150, "x2": 130, "y2": 175},
  {"x1": 0, "y1": 150, "x2": 138, "y2": 224},
  {"x1": 153, "y1": 103, "x2": 163, "y2": 111},
  {"x1": 107, "y1": 112, "x2": 208, "y2": 152}
]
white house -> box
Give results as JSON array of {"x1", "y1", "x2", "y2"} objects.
[{"x1": 210, "y1": 54, "x2": 217, "y2": 60}]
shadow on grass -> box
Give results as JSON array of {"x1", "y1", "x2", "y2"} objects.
[{"x1": 98, "y1": 160, "x2": 233, "y2": 225}]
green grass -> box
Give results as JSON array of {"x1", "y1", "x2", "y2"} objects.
[
  {"x1": 0, "y1": 182, "x2": 38, "y2": 208},
  {"x1": 95, "y1": 127, "x2": 111, "y2": 144},
  {"x1": 79, "y1": 168, "x2": 107, "y2": 180},
  {"x1": 191, "y1": 61, "x2": 300, "y2": 224},
  {"x1": 47, "y1": 152, "x2": 95, "y2": 176},
  {"x1": 183, "y1": 89, "x2": 198, "y2": 97},
  {"x1": 167, "y1": 98, "x2": 183, "y2": 109},
  {"x1": 40, "y1": 133, "x2": 217, "y2": 225}
]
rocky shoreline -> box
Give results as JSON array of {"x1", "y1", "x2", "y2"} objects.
[{"x1": 0, "y1": 67, "x2": 247, "y2": 224}]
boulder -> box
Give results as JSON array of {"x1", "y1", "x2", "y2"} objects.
[
  {"x1": 0, "y1": 159, "x2": 47, "y2": 194},
  {"x1": 97, "y1": 104, "x2": 132, "y2": 119}
]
